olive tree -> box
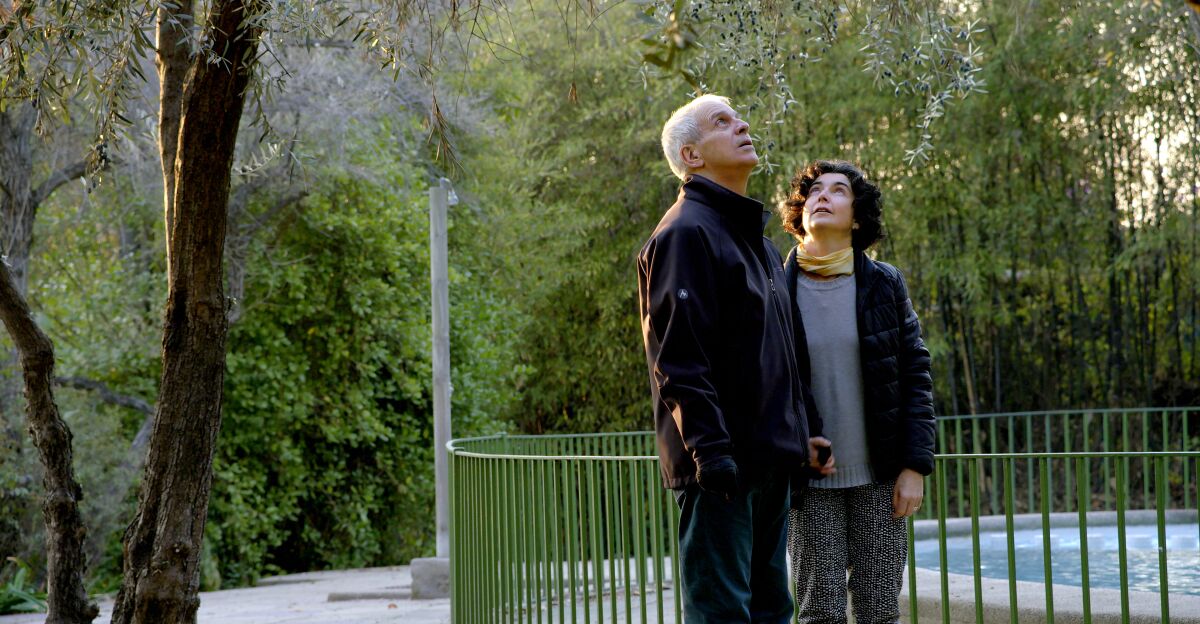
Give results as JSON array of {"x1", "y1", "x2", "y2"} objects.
[{"x1": 1, "y1": 0, "x2": 473, "y2": 619}]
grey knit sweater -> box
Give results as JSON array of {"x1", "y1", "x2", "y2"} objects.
[{"x1": 794, "y1": 272, "x2": 874, "y2": 489}]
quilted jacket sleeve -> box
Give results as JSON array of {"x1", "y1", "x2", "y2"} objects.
[{"x1": 894, "y1": 272, "x2": 936, "y2": 475}]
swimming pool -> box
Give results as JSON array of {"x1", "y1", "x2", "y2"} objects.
[{"x1": 913, "y1": 520, "x2": 1200, "y2": 596}]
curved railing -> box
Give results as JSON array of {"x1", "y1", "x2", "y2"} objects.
[
  {"x1": 449, "y1": 432, "x2": 673, "y2": 623},
  {"x1": 448, "y1": 409, "x2": 1200, "y2": 623}
]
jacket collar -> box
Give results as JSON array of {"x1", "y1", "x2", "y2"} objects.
[
  {"x1": 852, "y1": 249, "x2": 877, "y2": 314},
  {"x1": 784, "y1": 246, "x2": 881, "y2": 314},
  {"x1": 681, "y1": 174, "x2": 769, "y2": 238}
]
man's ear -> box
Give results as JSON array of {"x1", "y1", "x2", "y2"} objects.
[{"x1": 681, "y1": 145, "x2": 704, "y2": 170}]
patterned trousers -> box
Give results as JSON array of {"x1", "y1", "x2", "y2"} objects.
[{"x1": 787, "y1": 482, "x2": 907, "y2": 624}]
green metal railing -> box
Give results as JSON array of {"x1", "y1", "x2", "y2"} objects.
[
  {"x1": 449, "y1": 433, "x2": 673, "y2": 624},
  {"x1": 931, "y1": 408, "x2": 1195, "y2": 520},
  {"x1": 909, "y1": 451, "x2": 1199, "y2": 624},
  {"x1": 448, "y1": 409, "x2": 1200, "y2": 623}
]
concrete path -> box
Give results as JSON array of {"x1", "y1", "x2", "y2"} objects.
[
  {"x1": 0, "y1": 566, "x2": 450, "y2": 624},
  {"x1": 5, "y1": 558, "x2": 1196, "y2": 623}
]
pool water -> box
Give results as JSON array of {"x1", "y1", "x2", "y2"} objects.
[{"x1": 913, "y1": 523, "x2": 1200, "y2": 596}]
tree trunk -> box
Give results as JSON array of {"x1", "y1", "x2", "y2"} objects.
[
  {"x1": 155, "y1": 0, "x2": 194, "y2": 277},
  {"x1": 1190, "y1": 130, "x2": 1198, "y2": 384},
  {"x1": 0, "y1": 106, "x2": 91, "y2": 295},
  {"x1": 0, "y1": 105, "x2": 36, "y2": 295},
  {"x1": 0, "y1": 108, "x2": 31, "y2": 564},
  {"x1": 939, "y1": 287, "x2": 961, "y2": 418},
  {"x1": 0, "y1": 261, "x2": 98, "y2": 623},
  {"x1": 958, "y1": 317, "x2": 979, "y2": 415},
  {"x1": 111, "y1": 0, "x2": 262, "y2": 621},
  {"x1": 1104, "y1": 117, "x2": 1125, "y2": 405},
  {"x1": 1, "y1": 95, "x2": 99, "y2": 622},
  {"x1": 0, "y1": 104, "x2": 37, "y2": 470}
]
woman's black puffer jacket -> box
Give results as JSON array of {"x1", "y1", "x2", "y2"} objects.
[{"x1": 784, "y1": 247, "x2": 936, "y2": 482}]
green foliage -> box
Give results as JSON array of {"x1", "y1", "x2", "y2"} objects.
[
  {"x1": 208, "y1": 123, "x2": 519, "y2": 586},
  {"x1": 865, "y1": 0, "x2": 1200, "y2": 412},
  {"x1": 15, "y1": 109, "x2": 521, "y2": 589},
  {"x1": 0, "y1": 558, "x2": 47, "y2": 615},
  {"x1": 213, "y1": 167, "x2": 432, "y2": 583},
  {"x1": 457, "y1": 4, "x2": 687, "y2": 433},
  {"x1": 460, "y1": 0, "x2": 1200, "y2": 428},
  {"x1": 636, "y1": 0, "x2": 987, "y2": 167}
]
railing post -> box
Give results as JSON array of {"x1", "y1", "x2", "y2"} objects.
[
  {"x1": 1003, "y1": 458, "x2": 1018, "y2": 624},
  {"x1": 1154, "y1": 457, "x2": 1170, "y2": 623},
  {"x1": 1116, "y1": 456, "x2": 1130, "y2": 621},
  {"x1": 1038, "y1": 457, "x2": 1054, "y2": 624},
  {"x1": 1076, "y1": 456, "x2": 1092, "y2": 622},
  {"x1": 1184, "y1": 410, "x2": 1192, "y2": 509},
  {"x1": 969, "y1": 458, "x2": 984, "y2": 623},
  {"x1": 936, "y1": 460, "x2": 950, "y2": 624}
]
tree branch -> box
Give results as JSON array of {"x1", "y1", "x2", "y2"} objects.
[
  {"x1": 54, "y1": 376, "x2": 156, "y2": 457},
  {"x1": 228, "y1": 174, "x2": 273, "y2": 221},
  {"x1": 32, "y1": 159, "x2": 89, "y2": 207},
  {"x1": 54, "y1": 376, "x2": 154, "y2": 417},
  {"x1": 0, "y1": 0, "x2": 34, "y2": 47},
  {"x1": 239, "y1": 189, "x2": 308, "y2": 239},
  {"x1": 226, "y1": 188, "x2": 307, "y2": 325},
  {"x1": 293, "y1": 38, "x2": 356, "y2": 49}
]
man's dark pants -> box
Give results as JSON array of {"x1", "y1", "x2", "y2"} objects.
[{"x1": 673, "y1": 472, "x2": 793, "y2": 623}]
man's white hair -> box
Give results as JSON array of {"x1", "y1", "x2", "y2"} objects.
[{"x1": 661, "y1": 94, "x2": 731, "y2": 180}]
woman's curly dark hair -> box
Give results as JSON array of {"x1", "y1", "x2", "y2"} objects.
[{"x1": 779, "y1": 160, "x2": 885, "y2": 251}]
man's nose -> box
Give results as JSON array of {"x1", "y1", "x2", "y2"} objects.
[{"x1": 735, "y1": 119, "x2": 749, "y2": 134}]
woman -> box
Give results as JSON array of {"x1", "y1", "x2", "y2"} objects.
[{"x1": 779, "y1": 160, "x2": 936, "y2": 624}]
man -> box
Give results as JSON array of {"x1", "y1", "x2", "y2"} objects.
[{"x1": 637, "y1": 94, "x2": 832, "y2": 623}]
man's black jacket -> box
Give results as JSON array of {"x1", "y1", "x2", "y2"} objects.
[
  {"x1": 638, "y1": 175, "x2": 818, "y2": 489},
  {"x1": 783, "y1": 246, "x2": 936, "y2": 484}
]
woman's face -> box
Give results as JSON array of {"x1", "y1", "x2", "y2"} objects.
[{"x1": 801, "y1": 172, "x2": 856, "y2": 240}]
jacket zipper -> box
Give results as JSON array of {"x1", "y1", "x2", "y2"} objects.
[
  {"x1": 749, "y1": 239, "x2": 807, "y2": 437},
  {"x1": 762, "y1": 267, "x2": 807, "y2": 434}
]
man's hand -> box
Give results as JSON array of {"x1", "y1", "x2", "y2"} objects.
[
  {"x1": 696, "y1": 456, "x2": 739, "y2": 501},
  {"x1": 807, "y1": 436, "x2": 836, "y2": 476},
  {"x1": 892, "y1": 468, "x2": 925, "y2": 518}
]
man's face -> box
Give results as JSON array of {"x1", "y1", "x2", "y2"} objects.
[
  {"x1": 801, "y1": 172, "x2": 856, "y2": 237},
  {"x1": 690, "y1": 102, "x2": 758, "y2": 174}
]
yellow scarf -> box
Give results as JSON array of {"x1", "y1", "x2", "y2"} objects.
[{"x1": 795, "y1": 246, "x2": 854, "y2": 276}]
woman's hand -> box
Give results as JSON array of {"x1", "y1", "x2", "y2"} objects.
[
  {"x1": 892, "y1": 468, "x2": 924, "y2": 518},
  {"x1": 807, "y1": 436, "x2": 836, "y2": 476}
]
